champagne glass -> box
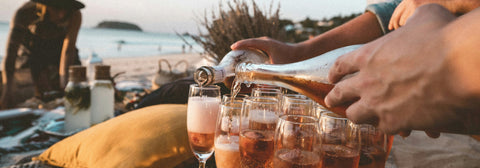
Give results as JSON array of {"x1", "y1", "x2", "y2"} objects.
[
  {"x1": 215, "y1": 101, "x2": 243, "y2": 168},
  {"x1": 280, "y1": 93, "x2": 315, "y2": 117},
  {"x1": 319, "y1": 112, "x2": 361, "y2": 168},
  {"x1": 274, "y1": 115, "x2": 321, "y2": 168},
  {"x1": 314, "y1": 103, "x2": 329, "y2": 119},
  {"x1": 222, "y1": 93, "x2": 249, "y2": 103},
  {"x1": 358, "y1": 124, "x2": 391, "y2": 168},
  {"x1": 187, "y1": 84, "x2": 221, "y2": 168},
  {"x1": 256, "y1": 84, "x2": 291, "y2": 94},
  {"x1": 251, "y1": 87, "x2": 283, "y2": 100},
  {"x1": 239, "y1": 97, "x2": 279, "y2": 168}
]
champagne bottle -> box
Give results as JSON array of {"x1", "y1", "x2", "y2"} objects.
[
  {"x1": 194, "y1": 49, "x2": 269, "y2": 87},
  {"x1": 235, "y1": 45, "x2": 362, "y2": 116}
]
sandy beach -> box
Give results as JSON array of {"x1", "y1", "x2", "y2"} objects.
[
  {"x1": 104, "y1": 53, "x2": 204, "y2": 80},
  {"x1": 83, "y1": 52, "x2": 206, "y2": 90}
]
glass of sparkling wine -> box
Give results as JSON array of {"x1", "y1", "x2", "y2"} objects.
[
  {"x1": 280, "y1": 93, "x2": 315, "y2": 117},
  {"x1": 274, "y1": 115, "x2": 321, "y2": 168},
  {"x1": 187, "y1": 84, "x2": 221, "y2": 168},
  {"x1": 222, "y1": 93, "x2": 249, "y2": 103},
  {"x1": 358, "y1": 124, "x2": 390, "y2": 168},
  {"x1": 319, "y1": 112, "x2": 361, "y2": 168},
  {"x1": 239, "y1": 97, "x2": 279, "y2": 168},
  {"x1": 251, "y1": 87, "x2": 283, "y2": 101},
  {"x1": 215, "y1": 100, "x2": 243, "y2": 168}
]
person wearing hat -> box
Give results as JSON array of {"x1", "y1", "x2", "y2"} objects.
[{"x1": 1, "y1": 0, "x2": 85, "y2": 109}]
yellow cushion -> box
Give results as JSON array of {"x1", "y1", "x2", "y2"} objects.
[{"x1": 35, "y1": 104, "x2": 193, "y2": 168}]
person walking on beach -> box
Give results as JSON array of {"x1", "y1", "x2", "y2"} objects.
[{"x1": 1, "y1": 0, "x2": 85, "y2": 109}]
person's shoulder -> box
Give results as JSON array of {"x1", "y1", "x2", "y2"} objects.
[
  {"x1": 67, "y1": 10, "x2": 82, "y2": 28},
  {"x1": 66, "y1": 10, "x2": 82, "y2": 25},
  {"x1": 12, "y1": 2, "x2": 37, "y2": 26},
  {"x1": 15, "y1": 2, "x2": 36, "y2": 16}
]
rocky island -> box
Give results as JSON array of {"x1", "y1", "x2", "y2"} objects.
[{"x1": 95, "y1": 21, "x2": 142, "y2": 31}]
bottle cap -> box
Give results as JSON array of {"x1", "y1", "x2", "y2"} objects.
[
  {"x1": 69, "y1": 65, "x2": 87, "y2": 82},
  {"x1": 94, "y1": 65, "x2": 111, "y2": 80}
]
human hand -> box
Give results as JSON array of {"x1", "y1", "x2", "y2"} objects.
[
  {"x1": 230, "y1": 37, "x2": 299, "y2": 64},
  {"x1": 325, "y1": 4, "x2": 468, "y2": 135},
  {"x1": 388, "y1": 0, "x2": 437, "y2": 30},
  {"x1": 389, "y1": 0, "x2": 480, "y2": 30}
]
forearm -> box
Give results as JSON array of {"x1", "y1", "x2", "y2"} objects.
[
  {"x1": 441, "y1": 7, "x2": 480, "y2": 133},
  {"x1": 446, "y1": 0, "x2": 480, "y2": 14},
  {"x1": 2, "y1": 33, "x2": 22, "y2": 90},
  {"x1": 296, "y1": 12, "x2": 383, "y2": 60},
  {"x1": 443, "y1": 7, "x2": 480, "y2": 99},
  {"x1": 59, "y1": 42, "x2": 76, "y2": 88},
  {"x1": 60, "y1": 11, "x2": 82, "y2": 88},
  {"x1": 3, "y1": 48, "x2": 17, "y2": 85}
]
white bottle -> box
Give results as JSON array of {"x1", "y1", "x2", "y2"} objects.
[
  {"x1": 86, "y1": 51, "x2": 103, "y2": 82},
  {"x1": 64, "y1": 66, "x2": 91, "y2": 132},
  {"x1": 90, "y1": 65, "x2": 115, "y2": 125}
]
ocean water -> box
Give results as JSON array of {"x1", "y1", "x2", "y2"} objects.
[{"x1": 0, "y1": 21, "x2": 201, "y2": 61}]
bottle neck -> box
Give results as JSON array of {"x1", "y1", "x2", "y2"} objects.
[
  {"x1": 91, "y1": 80, "x2": 113, "y2": 86},
  {"x1": 67, "y1": 80, "x2": 89, "y2": 87},
  {"x1": 193, "y1": 49, "x2": 269, "y2": 86}
]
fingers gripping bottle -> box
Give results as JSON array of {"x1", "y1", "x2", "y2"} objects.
[{"x1": 194, "y1": 49, "x2": 269, "y2": 88}]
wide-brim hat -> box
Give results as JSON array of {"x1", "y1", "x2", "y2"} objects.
[{"x1": 31, "y1": 0, "x2": 85, "y2": 10}]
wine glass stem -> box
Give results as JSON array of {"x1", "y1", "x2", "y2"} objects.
[{"x1": 198, "y1": 160, "x2": 206, "y2": 168}]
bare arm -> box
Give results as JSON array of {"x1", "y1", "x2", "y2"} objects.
[
  {"x1": 295, "y1": 11, "x2": 383, "y2": 62},
  {"x1": 59, "y1": 10, "x2": 82, "y2": 88},
  {"x1": 1, "y1": 5, "x2": 31, "y2": 109},
  {"x1": 231, "y1": 12, "x2": 383, "y2": 64}
]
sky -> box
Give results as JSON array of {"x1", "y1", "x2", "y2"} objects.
[{"x1": 0, "y1": 0, "x2": 367, "y2": 34}]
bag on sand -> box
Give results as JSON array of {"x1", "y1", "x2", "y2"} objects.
[{"x1": 151, "y1": 59, "x2": 191, "y2": 90}]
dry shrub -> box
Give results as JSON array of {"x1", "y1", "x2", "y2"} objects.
[{"x1": 186, "y1": 0, "x2": 285, "y2": 64}]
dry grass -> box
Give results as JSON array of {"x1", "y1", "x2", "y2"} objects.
[{"x1": 184, "y1": 0, "x2": 285, "y2": 64}]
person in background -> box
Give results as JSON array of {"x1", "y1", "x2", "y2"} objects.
[
  {"x1": 231, "y1": 0, "x2": 480, "y2": 64},
  {"x1": 231, "y1": 0, "x2": 401, "y2": 64},
  {"x1": 1, "y1": 0, "x2": 85, "y2": 109}
]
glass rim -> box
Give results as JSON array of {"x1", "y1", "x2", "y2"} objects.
[
  {"x1": 283, "y1": 93, "x2": 308, "y2": 98},
  {"x1": 282, "y1": 97, "x2": 313, "y2": 103},
  {"x1": 223, "y1": 93, "x2": 249, "y2": 97},
  {"x1": 279, "y1": 115, "x2": 319, "y2": 125},
  {"x1": 189, "y1": 83, "x2": 220, "y2": 90},
  {"x1": 221, "y1": 101, "x2": 243, "y2": 109},
  {"x1": 252, "y1": 87, "x2": 282, "y2": 92},
  {"x1": 243, "y1": 96, "x2": 279, "y2": 104},
  {"x1": 321, "y1": 111, "x2": 348, "y2": 120}
]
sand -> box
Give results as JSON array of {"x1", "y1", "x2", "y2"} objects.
[
  {"x1": 82, "y1": 53, "x2": 208, "y2": 91},
  {"x1": 97, "y1": 53, "x2": 205, "y2": 82},
  {"x1": 391, "y1": 132, "x2": 480, "y2": 167}
]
